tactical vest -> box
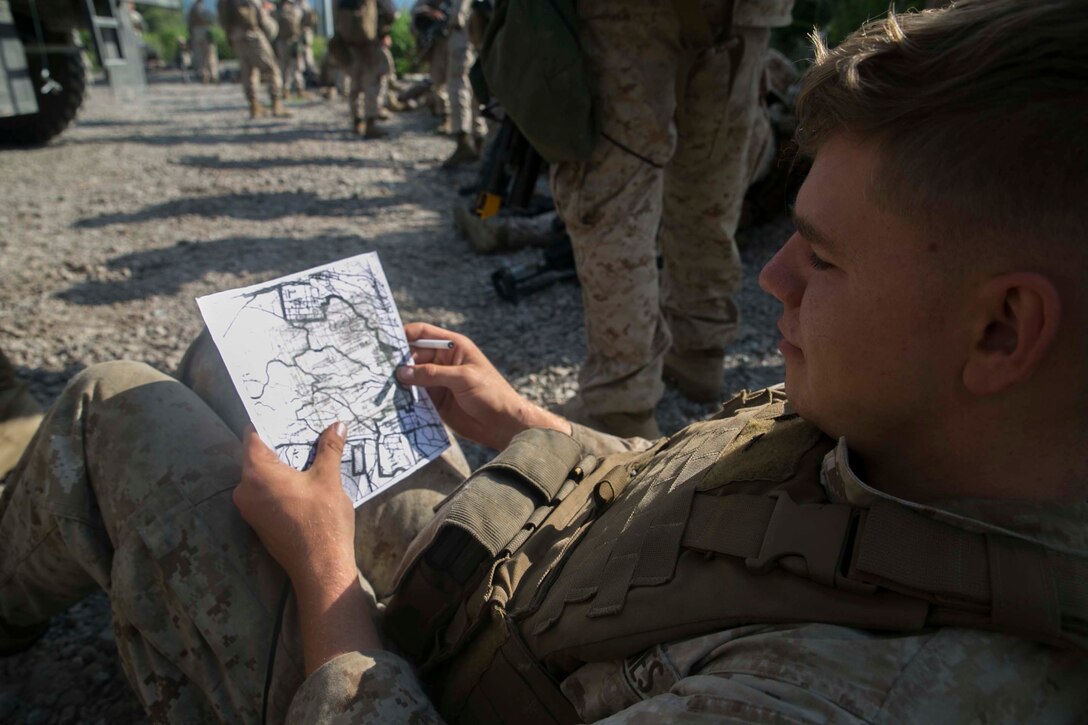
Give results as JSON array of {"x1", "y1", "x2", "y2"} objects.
[{"x1": 384, "y1": 388, "x2": 1088, "y2": 724}]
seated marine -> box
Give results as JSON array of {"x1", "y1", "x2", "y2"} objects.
[{"x1": 1, "y1": 0, "x2": 1086, "y2": 721}]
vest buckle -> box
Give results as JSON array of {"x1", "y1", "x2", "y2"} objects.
[{"x1": 745, "y1": 491, "x2": 854, "y2": 588}]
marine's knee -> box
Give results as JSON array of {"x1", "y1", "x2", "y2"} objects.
[{"x1": 65, "y1": 361, "x2": 172, "y2": 402}]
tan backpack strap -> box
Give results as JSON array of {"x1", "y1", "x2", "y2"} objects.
[
  {"x1": 849, "y1": 500, "x2": 1072, "y2": 642},
  {"x1": 683, "y1": 491, "x2": 855, "y2": 588}
]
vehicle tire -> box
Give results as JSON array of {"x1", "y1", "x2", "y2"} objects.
[{"x1": 0, "y1": 40, "x2": 87, "y2": 146}]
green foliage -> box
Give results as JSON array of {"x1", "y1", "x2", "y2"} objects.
[
  {"x1": 210, "y1": 24, "x2": 235, "y2": 61},
  {"x1": 141, "y1": 7, "x2": 188, "y2": 62},
  {"x1": 389, "y1": 13, "x2": 415, "y2": 75},
  {"x1": 311, "y1": 33, "x2": 327, "y2": 65},
  {"x1": 772, "y1": 0, "x2": 928, "y2": 64}
]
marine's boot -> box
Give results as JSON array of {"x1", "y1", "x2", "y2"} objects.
[
  {"x1": 0, "y1": 349, "x2": 43, "y2": 482},
  {"x1": 442, "y1": 132, "x2": 480, "y2": 168},
  {"x1": 363, "y1": 119, "x2": 388, "y2": 140},
  {"x1": 662, "y1": 348, "x2": 726, "y2": 403},
  {"x1": 555, "y1": 395, "x2": 662, "y2": 440},
  {"x1": 437, "y1": 114, "x2": 452, "y2": 135},
  {"x1": 352, "y1": 114, "x2": 365, "y2": 135},
  {"x1": 271, "y1": 97, "x2": 292, "y2": 118},
  {"x1": 248, "y1": 98, "x2": 266, "y2": 118},
  {"x1": 377, "y1": 109, "x2": 391, "y2": 121}
]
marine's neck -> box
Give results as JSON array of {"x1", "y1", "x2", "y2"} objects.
[{"x1": 859, "y1": 411, "x2": 1088, "y2": 505}]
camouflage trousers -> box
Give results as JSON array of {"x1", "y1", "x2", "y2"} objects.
[
  {"x1": 446, "y1": 29, "x2": 486, "y2": 137},
  {"x1": 551, "y1": 1, "x2": 772, "y2": 415},
  {"x1": 429, "y1": 35, "x2": 450, "y2": 119},
  {"x1": 0, "y1": 333, "x2": 469, "y2": 722},
  {"x1": 346, "y1": 41, "x2": 389, "y2": 122},
  {"x1": 276, "y1": 38, "x2": 306, "y2": 96},
  {"x1": 231, "y1": 29, "x2": 283, "y2": 103}
]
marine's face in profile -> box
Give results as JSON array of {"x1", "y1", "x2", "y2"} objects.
[{"x1": 758, "y1": 135, "x2": 963, "y2": 452}]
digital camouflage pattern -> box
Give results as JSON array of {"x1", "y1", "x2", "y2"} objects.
[
  {"x1": 551, "y1": 0, "x2": 790, "y2": 417},
  {"x1": 220, "y1": 0, "x2": 284, "y2": 104},
  {"x1": 0, "y1": 335, "x2": 468, "y2": 722},
  {"x1": 286, "y1": 397, "x2": 1088, "y2": 723},
  {"x1": 2, "y1": 342, "x2": 1087, "y2": 721}
]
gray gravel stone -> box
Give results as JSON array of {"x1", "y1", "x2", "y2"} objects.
[{"x1": 0, "y1": 72, "x2": 789, "y2": 722}]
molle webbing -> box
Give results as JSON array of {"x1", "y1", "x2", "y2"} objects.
[{"x1": 383, "y1": 428, "x2": 593, "y2": 663}]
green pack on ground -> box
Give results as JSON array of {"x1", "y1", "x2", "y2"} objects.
[{"x1": 478, "y1": 0, "x2": 598, "y2": 164}]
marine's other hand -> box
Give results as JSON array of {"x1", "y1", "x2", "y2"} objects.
[
  {"x1": 233, "y1": 423, "x2": 357, "y2": 595},
  {"x1": 397, "y1": 322, "x2": 571, "y2": 450}
]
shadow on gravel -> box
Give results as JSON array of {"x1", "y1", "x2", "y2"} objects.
[
  {"x1": 56, "y1": 233, "x2": 409, "y2": 305},
  {"x1": 68, "y1": 126, "x2": 343, "y2": 146},
  {"x1": 74, "y1": 189, "x2": 418, "y2": 228},
  {"x1": 176, "y1": 154, "x2": 394, "y2": 171}
]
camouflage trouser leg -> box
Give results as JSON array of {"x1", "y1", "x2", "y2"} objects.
[
  {"x1": 234, "y1": 29, "x2": 282, "y2": 103},
  {"x1": 277, "y1": 41, "x2": 305, "y2": 95},
  {"x1": 660, "y1": 27, "x2": 771, "y2": 353},
  {"x1": 551, "y1": 1, "x2": 770, "y2": 415},
  {"x1": 348, "y1": 42, "x2": 386, "y2": 121},
  {"x1": 430, "y1": 36, "x2": 450, "y2": 118},
  {"x1": 0, "y1": 344, "x2": 469, "y2": 720},
  {"x1": 549, "y1": 2, "x2": 678, "y2": 415},
  {"x1": 447, "y1": 29, "x2": 479, "y2": 135}
]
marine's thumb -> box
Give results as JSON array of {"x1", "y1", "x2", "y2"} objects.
[{"x1": 310, "y1": 421, "x2": 347, "y2": 479}]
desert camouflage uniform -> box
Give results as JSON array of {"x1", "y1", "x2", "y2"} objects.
[
  {"x1": 287, "y1": 413, "x2": 1088, "y2": 723},
  {"x1": 0, "y1": 333, "x2": 469, "y2": 722},
  {"x1": 188, "y1": 1, "x2": 219, "y2": 84},
  {"x1": 551, "y1": 0, "x2": 791, "y2": 416},
  {"x1": 339, "y1": 0, "x2": 396, "y2": 125},
  {"x1": 275, "y1": 0, "x2": 307, "y2": 96},
  {"x1": 3, "y1": 339, "x2": 1087, "y2": 721},
  {"x1": 221, "y1": 0, "x2": 284, "y2": 105},
  {"x1": 410, "y1": 0, "x2": 451, "y2": 121}
]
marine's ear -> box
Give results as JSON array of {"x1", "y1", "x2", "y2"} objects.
[{"x1": 961, "y1": 272, "x2": 1061, "y2": 396}]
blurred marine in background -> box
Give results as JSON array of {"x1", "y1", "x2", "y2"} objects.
[
  {"x1": 219, "y1": 0, "x2": 290, "y2": 117},
  {"x1": 187, "y1": 0, "x2": 219, "y2": 84}
]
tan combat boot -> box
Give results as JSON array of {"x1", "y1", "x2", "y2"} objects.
[
  {"x1": 555, "y1": 395, "x2": 662, "y2": 440},
  {"x1": 271, "y1": 97, "x2": 292, "y2": 118},
  {"x1": 363, "y1": 119, "x2": 388, "y2": 139},
  {"x1": 0, "y1": 350, "x2": 43, "y2": 481},
  {"x1": 437, "y1": 114, "x2": 452, "y2": 135},
  {"x1": 248, "y1": 98, "x2": 266, "y2": 118},
  {"x1": 662, "y1": 348, "x2": 726, "y2": 403},
  {"x1": 352, "y1": 114, "x2": 365, "y2": 135},
  {"x1": 442, "y1": 132, "x2": 480, "y2": 168}
]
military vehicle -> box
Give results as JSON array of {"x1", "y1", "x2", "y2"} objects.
[{"x1": 0, "y1": 0, "x2": 177, "y2": 146}]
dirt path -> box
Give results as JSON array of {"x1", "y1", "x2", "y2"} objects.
[{"x1": 0, "y1": 73, "x2": 789, "y2": 723}]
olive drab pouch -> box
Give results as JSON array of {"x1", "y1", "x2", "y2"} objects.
[
  {"x1": 334, "y1": 0, "x2": 379, "y2": 44},
  {"x1": 383, "y1": 427, "x2": 595, "y2": 664},
  {"x1": 477, "y1": 0, "x2": 599, "y2": 164}
]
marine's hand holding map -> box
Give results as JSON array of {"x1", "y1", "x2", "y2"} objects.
[{"x1": 197, "y1": 252, "x2": 451, "y2": 508}]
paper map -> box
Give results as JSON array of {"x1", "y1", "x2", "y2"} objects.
[{"x1": 197, "y1": 252, "x2": 449, "y2": 507}]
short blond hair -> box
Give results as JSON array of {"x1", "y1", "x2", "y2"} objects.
[{"x1": 796, "y1": 0, "x2": 1088, "y2": 250}]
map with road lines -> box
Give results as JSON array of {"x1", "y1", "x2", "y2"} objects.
[{"x1": 197, "y1": 252, "x2": 449, "y2": 507}]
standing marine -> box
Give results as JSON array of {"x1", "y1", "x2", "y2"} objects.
[
  {"x1": 187, "y1": 0, "x2": 219, "y2": 84},
  {"x1": 333, "y1": 0, "x2": 397, "y2": 138},
  {"x1": 551, "y1": 0, "x2": 793, "y2": 437},
  {"x1": 219, "y1": 0, "x2": 290, "y2": 118},
  {"x1": 275, "y1": 0, "x2": 311, "y2": 99}
]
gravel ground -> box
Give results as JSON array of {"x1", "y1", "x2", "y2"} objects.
[{"x1": 0, "y1": 72, "x2": 789, "y2": 723}]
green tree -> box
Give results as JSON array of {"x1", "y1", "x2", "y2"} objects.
[{"x1": 389, "y1": 13, "x2": 415, "y2": 75}]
